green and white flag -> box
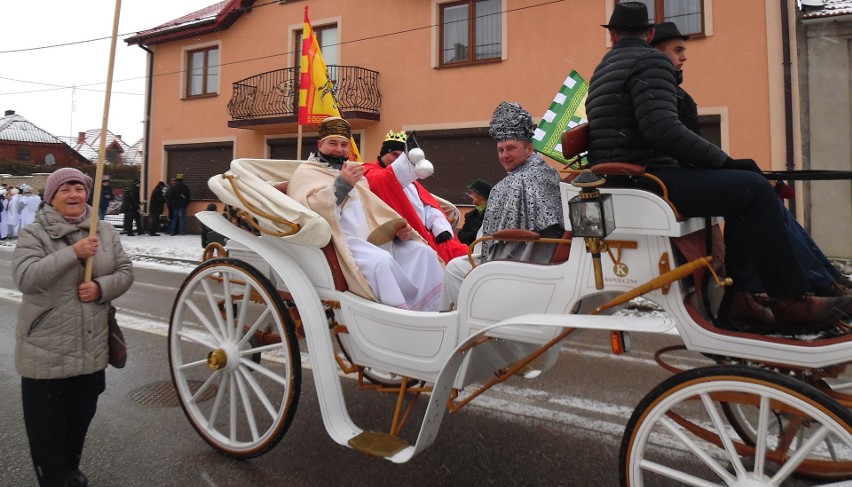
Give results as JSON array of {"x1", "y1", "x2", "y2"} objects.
[{"x1": 532, "y1": 70, "x2": 588, "y2": 167}]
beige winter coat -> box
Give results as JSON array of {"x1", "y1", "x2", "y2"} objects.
[{"x1": 13, "y1": 204, "x2": 134, "y2": 379}]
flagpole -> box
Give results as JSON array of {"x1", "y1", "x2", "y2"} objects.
[
  {"x1": 85, "y1": 0, "x2": 122, "y2": 282},
  {"x1": 297, "y1": 125, "x2": 303, "y2": 160}
]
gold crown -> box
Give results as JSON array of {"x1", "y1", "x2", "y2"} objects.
[
  {"x1": 384, "y1": 130, "x2": 407, "y2": 144},
  {"x1": 319, "y1": 116, "x2": 352, "y2": 141}
]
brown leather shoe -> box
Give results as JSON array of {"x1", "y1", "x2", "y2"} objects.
[
  {"x1": 717, "y1": 292, "x2": 777, "y2": 332},
  {"x1": 768, "y1": 295, "x2": 852, "y2": 331}
]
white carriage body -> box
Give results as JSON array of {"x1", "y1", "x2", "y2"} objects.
[{"x1": 198, "y1": 157, "x2": 851, "y2": 463}]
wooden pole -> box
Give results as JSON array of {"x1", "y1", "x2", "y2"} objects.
[
  {"x1": 296, "y1": 124, "x2": 303, "y2": 160},
  {"x1": 85, "y1": 0, "x2": 122, "y2": 282}
]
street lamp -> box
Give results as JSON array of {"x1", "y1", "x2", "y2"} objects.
[{"x1": 568, "y1": 170, "x2": 615, "y2": 289}]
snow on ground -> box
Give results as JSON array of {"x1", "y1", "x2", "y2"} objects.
[{"x1": 0, "y1": 230, "x2": 205, "y2": 273}]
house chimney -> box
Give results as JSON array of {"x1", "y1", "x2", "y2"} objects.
[
  {"x1": 115, "y1": 135, "x2": 121, "y2": 140},
  {"x1": 4, "y1": 110, "x2": 14, "y2": 116},
  {"x1": 77, "y1": 132, "x2": 86, "y2": 144}
]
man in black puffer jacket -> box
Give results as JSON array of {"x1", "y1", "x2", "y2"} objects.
[{"x1": 586, "y1": 2, "x2": 852, "y2": 332}]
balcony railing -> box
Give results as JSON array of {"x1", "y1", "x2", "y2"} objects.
[{"x1": 227, "y1": 65, "x2": 381, "y2": 124}]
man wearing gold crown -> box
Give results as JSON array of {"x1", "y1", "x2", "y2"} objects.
[
  {"x1": 363, "y1": 131, "x2": 468, "y2": 264},
  {"x1": 287, "y1": 117, "x2": 444, "y2": 311}
]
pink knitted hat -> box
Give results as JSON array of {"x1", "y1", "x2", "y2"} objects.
[{"x1": 44, "y1": 167, "x2": 93, "y2": 204}]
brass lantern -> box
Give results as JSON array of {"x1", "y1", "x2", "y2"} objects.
[{"x1": 569, "y1": 170, "x2": 615, "y2": 289}]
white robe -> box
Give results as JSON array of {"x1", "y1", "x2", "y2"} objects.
[
  {"x1": 288, "y1": 159, "x2": 444, "y2": 311},
  {"x1": 17, "y1": 194, "x2": 41, "y2": 230},
  {"x1": 5, "y1": 195, "x2": 20, "y2": 238},
  {"x1": 339, "y1": 195, "x2": 442, "y2": 310}
]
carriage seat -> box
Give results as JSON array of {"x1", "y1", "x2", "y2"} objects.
[
  {"x1": 560, "y1": 124, "x2": 715, "y2": 238},
  {"x1": 208, "y1": 158, "x2": 333, "y2": 247}
]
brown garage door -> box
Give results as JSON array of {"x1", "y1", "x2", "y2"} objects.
[
  {"x1": 164, "y1": 142, "x2": 234, "y2": 201},
  {"x1": 414, "y1": 128, "x2": 503, "y2": 204}
]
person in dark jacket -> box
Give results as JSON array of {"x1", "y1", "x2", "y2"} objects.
[
  {"x1": 121, "y1": 179, "x2": 141, "y2": 236},
  {"x1": 586, "y1": 2, "x2": 852, "y2": 332},
  {"x1": 649, "y1": 22, "x2": 700, "y2": 134},
  {"x1": 97, "y1": 176, "x2": 114, "y2": 220},
  {"x1": 166, "y1": 174, "x2": 191, "y2": 235},
  {"x1": 652, "y1": 21, "x2": 852, "y2": 304},
  {"x1": 147, "y1": 181, "x2": 166, "y2": 236},
  {"x1": 13, "y1": 167, "x2": 134, "y2": 487},
  {"x1": 457, "y1": 179, "x2": 491, "y2": 245}
]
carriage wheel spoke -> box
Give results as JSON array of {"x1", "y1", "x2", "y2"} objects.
[
  {"x1": 234, "y1": 372, "x2": 260, "y2": 441},
  {"x1": 238, "y1": 366, "x2": 278, "y2": 420}
]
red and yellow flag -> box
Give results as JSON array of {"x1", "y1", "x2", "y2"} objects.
[{"x1": 298, "y1": 7, "x2": 361, "y2": 160}]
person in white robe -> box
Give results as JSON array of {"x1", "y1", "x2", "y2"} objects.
[
  {"x1": 17, "y1": 185, "x2": 41, "y2": 230},
  {"x1": 287, "y1": 116, "x2": 444, "y2": 311},
  {"x1": 0, "y1": 189, "x2": 7, "y2": 239},
  {"x1": 5, "y1": 188, "x2": 20, "y2": 239}
]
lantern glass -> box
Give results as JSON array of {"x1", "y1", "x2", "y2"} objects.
[{"x1": 568, "y1": 192, "x2": 615, "y2": 238}]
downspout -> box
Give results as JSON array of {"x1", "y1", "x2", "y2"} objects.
[
  {"x1": 139, "y1": 43, "x2": 154, "y2": 214},
  {"x1": 780, "y1": 0, "x2": 796, "y2": 214}
]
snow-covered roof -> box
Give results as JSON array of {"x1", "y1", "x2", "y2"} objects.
[
  {"x1": 125, "y1": 139, "x2": 144, "y2": 165},
  {"x1": 800, "y1": 0, "x2": 852, "y2": 19},
  {"x1": 63, "y1": 129, "x2": 141, "y2": 165},
  {"x1": 0, "y1": 113, "x2": 68, "y2": 144},
  {"x1": 125, "y1": 0, "x2": 256, "y2": 46}
]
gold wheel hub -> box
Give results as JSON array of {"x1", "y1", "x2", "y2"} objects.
[{"x1": 207, "y1": 349, "x2": 228, "y2": 370}]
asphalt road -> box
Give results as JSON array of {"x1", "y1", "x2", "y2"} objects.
[{"x1": 0, "y1": 248, "x2": 713, "y2": 486}]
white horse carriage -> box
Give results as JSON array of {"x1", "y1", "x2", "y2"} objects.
[{"x1": 167, "y1": 126, "x2": 851, "y2": 485}]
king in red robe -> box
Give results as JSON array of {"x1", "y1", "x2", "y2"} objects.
[{"x1": 364, "y1": 131, "x2": 468, "y2": 264}]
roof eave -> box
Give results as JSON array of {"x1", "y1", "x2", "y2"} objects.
[{"x1": 125, "y1": 0, "x2": 254, "y2": 47}]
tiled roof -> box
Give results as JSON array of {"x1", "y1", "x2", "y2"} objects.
[
  {"x1": 125, "y1": 0, "x2": 256, "y2": 46},
  {"x1": 801, "y1": 0, "x2": 852, "y2": 19},
  {"x1": 0, "y1": 114, "x2": 67, "y2": 144}
]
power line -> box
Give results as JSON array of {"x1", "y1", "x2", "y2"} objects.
[{"x1": 0, "y1": 0, "x2": 565, "y2": 97}]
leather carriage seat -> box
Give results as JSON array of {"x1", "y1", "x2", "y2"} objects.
[{"x1": 561, "y1": 123, "x2": 684, "y2": 221}]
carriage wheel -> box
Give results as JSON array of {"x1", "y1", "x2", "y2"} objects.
[
  {"x1": 620, "y1": 365, "x2": 852, "y2": 486},
  {"x1": 169, "y1": 258, "x2": 301, "y2": 458}
]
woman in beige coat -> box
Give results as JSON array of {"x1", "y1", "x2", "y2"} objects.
[{"x1": 13, "y1": 167, "x2": 133, "y2": 487}]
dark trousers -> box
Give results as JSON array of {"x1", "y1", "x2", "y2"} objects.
[
  {"x1": 21, "y1": 371, "x2": 105, "y2": 487},
  {"x1": 631, "y1": 167, "x2": 810, "y2": 298},
  {"x1": 148, "y1": 212, "x2": 162, "y2": 235},
  {"x1": 122, "y1": 210, "x2": 140, "y2": 234}
]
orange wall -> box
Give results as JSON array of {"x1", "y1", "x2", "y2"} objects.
[{"x1": 141, "y1": 0, "x2": 782, "y2": 208}]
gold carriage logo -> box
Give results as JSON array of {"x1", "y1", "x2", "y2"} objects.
[{"x1": 606, "y1": 240, "x2": 638, "y2": 279}]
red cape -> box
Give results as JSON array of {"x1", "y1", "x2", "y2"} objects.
[{"x1": 364, "y1": 160, "x2": 467, "y2": 263}]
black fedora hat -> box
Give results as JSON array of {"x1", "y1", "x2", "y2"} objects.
[
  {"x1": 651, "y1": 22, "x2": 689, "y2": 45},
  {"x1": 601, "y1": 2, "x2": 654, "y2": 30}
]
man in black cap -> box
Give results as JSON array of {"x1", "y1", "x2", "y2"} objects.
[
  {"x1": 652, "y1": 22, "x2": 852, "y2": 302},
  {"x1": 650, "y1": 22, "x2": 699, "y2": 134},
  {"x1": 585, "y1": 2, "x2": 852, "y2": 332},
  {"x1": 457, "y1": 179, "x2": 492, "y2": 245}
]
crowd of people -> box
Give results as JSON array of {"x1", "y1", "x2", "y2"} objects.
[{"x1": 0, "y1": 183, "x2": 42, "y2": 240}]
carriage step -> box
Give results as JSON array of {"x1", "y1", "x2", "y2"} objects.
[{"x1": 348, "y1": 431, "x2": 409, "y2": 457}]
